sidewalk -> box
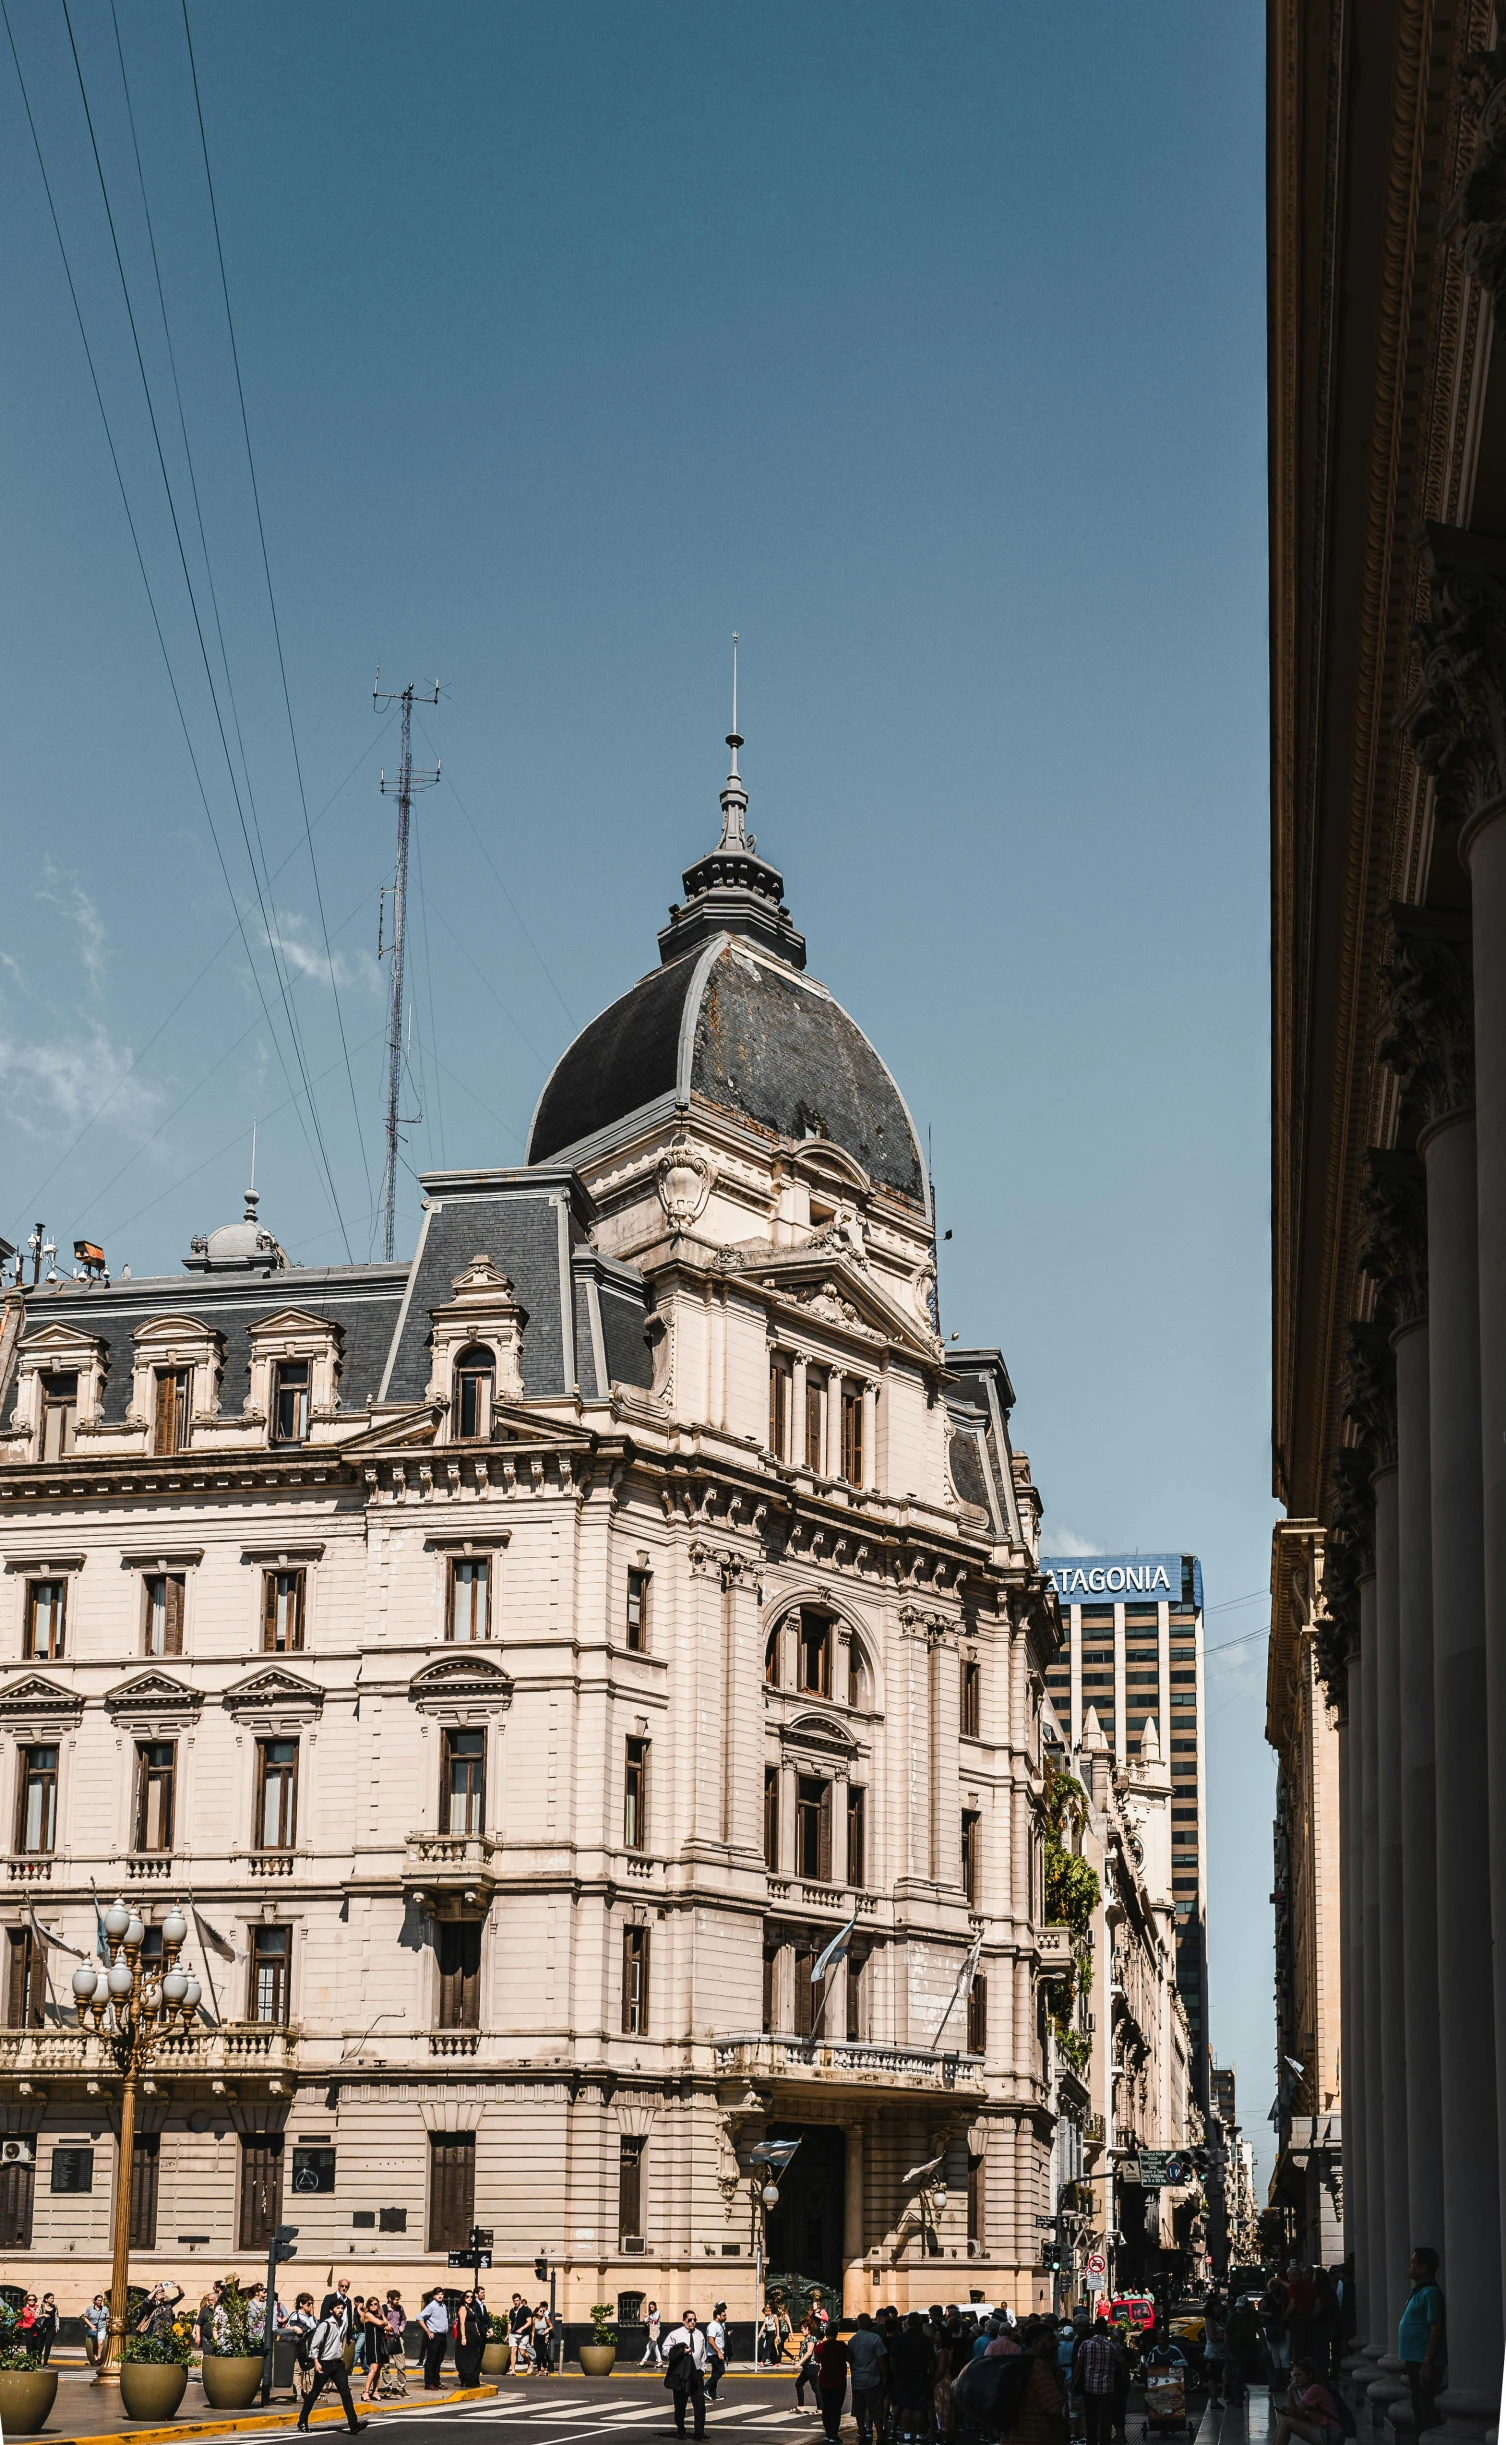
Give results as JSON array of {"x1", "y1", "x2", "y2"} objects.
[{"x1": 12, "y1": 2368, "x2": 496, "y2": 2445}]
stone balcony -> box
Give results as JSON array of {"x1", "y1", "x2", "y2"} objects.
[
  {"x1": 0, "y1": 2020, "x2": 298, "y2": 2082},
  {"x1": 1036, "y1": 1926, "x2": 1074, "y2": 1974},
  {"x1": 401, "y1": 1830, "x2": 503, "y2": 1911},
  {"x1": 712, "y1": 2033, "x2": 984, "y2": 2094}
]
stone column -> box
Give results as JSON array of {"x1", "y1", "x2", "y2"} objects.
[
  {"x1": 1357, "y1": 1569, "x2": 1388, "y2": 2370},
  {"x1": 843, "y1": 2119, "x2": 866, "y2": 2312},
  {"x1": 1343, "y1": 1634, "x2": 1371, "y2": 2351},
  {"x1": 1373, "y1": 1462, "x2": 1410, "y2": 2373},
  {"x1": 1382, "y1": 902, "x2": 1501, "y2": 2423}
]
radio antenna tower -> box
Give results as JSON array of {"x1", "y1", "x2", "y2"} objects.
[{"x1": 374, "y1": 672, "x2": 441, "y2": 1261}]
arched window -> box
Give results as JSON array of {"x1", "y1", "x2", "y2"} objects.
[
  {"x1": 453, "y1": 1345, "x2": 495, "y2": 1441},
  {"x1": 765, "y1": 1625, "x2": 783, "y2": 1687}
]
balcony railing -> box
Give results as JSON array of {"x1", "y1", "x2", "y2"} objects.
[
  {"x1": 402, "y1": 1831, "x2": 503, "y2": 1901},
  {"x1": 1037, "y1": 1926, "x2": 1074, "y2": 1973},
  {"x1": 713, "y1": 2034, "x2": 984, "y2": 2092},
  {"x1": 0, "y1": 2020, "x2": 298, "y2": 2076}
]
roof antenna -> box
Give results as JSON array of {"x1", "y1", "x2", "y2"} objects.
[{"x1": 245, "y1": 1121, "x2": 259, "y2": 1225}]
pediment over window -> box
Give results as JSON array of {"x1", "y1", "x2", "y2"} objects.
[
  {"x1": 131, "y1": 1313, "x2": 223, "y2": 1356},
  {"x1": 222, "y1": 1667, "x2": 325, "y2": 1731},
  {"x1": 105, "y1": 1671, "x2": 202, "y2": 1733},
  {"x1": 409, "y1": 1652, "x2": 514, "y2": 1726},
  {"x1": 780, "y1": 1710, "x2": 858, "y2": 1758},
  {"x1": 0, "y1": 1675, "x2": 83, "y2": 1733}
]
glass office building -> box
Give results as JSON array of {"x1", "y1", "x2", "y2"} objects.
[{"x1": 1039, "y1": 1551, "x2": 1209, "y2": 2107}]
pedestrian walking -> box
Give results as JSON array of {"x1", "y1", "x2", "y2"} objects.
[
  {"x1": 83, "y1": 2293, "x2": 109, "y2": 2366},
  {"x1": 419, "y1": 2289, "x2": 450, "y2": 2389},
  {"x1": 1261, "y1": 2278, "x2": 1292, "y2": 2378},
  {"x1": 888, "y1": 2311, "x2": 936, "y2": 2445},
  {"x1": 455, "y1": 2290, "x2": 488, "y2": 2389},
  {"x1": 1312, "y1": 2270, "x2": 1339, "y2": 2379},
  {"x1": 297, "y1": 2298, "x2": 366, "y2": 2436},
  {"x1": 641, "y1": 2301, "x2": 663, "y2": 2367},
  {"x1": 1287, "y1": 2265, "x2": 1317, "y2": 2367},
  {"x1": 1201, "y1": 2298, "x2": 1227, "y2": 2407},
  {"x1": 847, "y1": 2311, "x2": 889, "y2": 2445},
  {"x1": 532, "y1": 2299, "x2": 555, "y2": 2373},
  {"x1": 359, "y1": 2299, "x2": 387, "y2": 2404},
  {"x1": 288, "y1": 2295, "x2": 318, "y2": 2409},
  {"x1": 663, "y1": 2309, "x2": 709, "y2": 2440},
  {"x1": 1398, "y1": 2249, "x2": 1447, "y2": 2436},
  {"x1": 794, "y1": 2311, "x2": 823, "y2": 2407},
  {"x1": 811, "y1": 2323, "x2": 851, "y2": 2443},
  {"x1": 1071, "y1": 2318, "x2": 1125, "y2": 2445},
  {"x1": 1272, "y1": 2359, "x2": 1345, "y2": 2445},
  {"x1": 33, "y1": 2294, "x2": 59, "y2": 2363},
  {"x1": 706, "y1": 2304, "x2": 728, "y2": 2402}
]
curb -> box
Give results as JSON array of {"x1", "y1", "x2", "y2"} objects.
[{"x1": 47, "y1": 2382, "x2": 497, "y2": 2445}]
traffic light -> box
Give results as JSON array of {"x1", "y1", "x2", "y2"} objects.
[
  {"x1": 535, "y1": 2256, "x2": 548, "y2": 2282},
  {"x1": 1041, "y1": 2244, "x2": 1062, "y2": 2271},
  {"x1": 274, "y1": 2225, "x2": 299, "y2": 2262}
]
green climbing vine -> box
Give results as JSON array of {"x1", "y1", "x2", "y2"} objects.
[{"x1": 1042, "y1": 1763, "x2": 1099, "y2": 2059}]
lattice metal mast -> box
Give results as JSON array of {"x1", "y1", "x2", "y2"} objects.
[{"x1": 374, "y1": 673, "x2": 440, "y2": 1262}]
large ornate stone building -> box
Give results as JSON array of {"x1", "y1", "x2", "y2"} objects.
[
  {"x1": 0, "y1": 737, "x2": 1063, "y2": 2322},
  {"x1": 1271, "y1": 0, "x2": 1506, "y2": 2424}
]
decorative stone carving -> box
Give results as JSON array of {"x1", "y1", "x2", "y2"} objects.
[
  {"x1": 1379, "y1": 905, "x2": 1475, "y2": 1126},
  {"x1": 408, "y1": 1652, "x2": 514, "y2": 1726},
  {"x1": 1318, "y1": 1447, "x2": 1376, "y2": 1699},
  {"x1": 1405, "y1": 524, "x2": 1506, "y2": 831},
  {"x1": 1357, "y1": 1149, "x2": 1429, "y2": 1328},
  {"x1": 424, "y1": 1256, "x2": 526, "y2": 1420},
  {"x1": 1442, "y1": 54, "x2": 1506, "y2": 320},
  {"x1": 656, "y1": 1142, "x2": 715, "y2": 1225},
  {"x1": 791, "y1": 1283, "x2": 865, "y2": 1331},
  {"x1": 1341, "y1": 1322, "x2": 1397, "y2": 1471},
  {"x1": 105, "y1": 1671, "x2": 203, "y2": 1734},
  {"x1": 0, "y1": 1674, "x2": 83, "y2": 1735},
  {"x1": 222, "y1": 1667, "x2": 325, "y2": 1732}
]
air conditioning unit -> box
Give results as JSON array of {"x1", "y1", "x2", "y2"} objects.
[
  {"x1": 622, "y1": 2235, "x2": 646, "y2": 2255},
  {"x1": 0, "y1": 2139, "x2": 34, "y2": 2168}
]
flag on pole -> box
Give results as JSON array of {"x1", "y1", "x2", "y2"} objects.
[
  {"x1": 812, "y1": 1906, "x2": 858, "y2": 1983},
  {"x1": 932, "y1": 1925, "x2": 985, "y2": 2050}
]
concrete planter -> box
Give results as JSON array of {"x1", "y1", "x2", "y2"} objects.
[
  {"x1": 201, "y1": 2353, "x2": 265, "y2": 2408},
  {"x1": 0, "y1": 2366, "x2": 59, "y2": 2432},
  {"x1": 482, "y1": 2342, "x2": 512, "y2": 2375},
  {"x1": 121, "y1": 2361, "x2": 189, "y2": 2421},
  {"x1": 579, "y1": 2344, "x2": 617, "y2": 2376}
]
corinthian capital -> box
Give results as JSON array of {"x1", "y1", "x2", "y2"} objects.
[
  {"x1": 1318, "y1": 1446, "x2": 1375, "y2": 1697},
  {"x1": 1404, "y1": 524, "x2": 1506, "y2": 830},
  {"x1": 1378, "y1": 904, "x2": 1475, "y2": 1126},
  {"x1": 1356, "y1": 1148, "x2": 1429, "y2": 1328},
  {"x1": 1341, "y1": 1321, "x2": 1397, "y2": 1471},
  {"x1": 1442, "y1": 53, "x2": 1506, "y2": 318}
]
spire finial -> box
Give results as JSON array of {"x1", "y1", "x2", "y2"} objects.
[
  {"x1": 245, "y1": 1123, "x2": 259, "y2": 1221},
  {"x1": 718, "y1": 633, "x2": 749, "y2": 848}
]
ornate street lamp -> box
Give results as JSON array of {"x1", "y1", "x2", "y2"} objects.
[{"x1": 71, "y1": 1899, "x2": 201, "y2": 2386}]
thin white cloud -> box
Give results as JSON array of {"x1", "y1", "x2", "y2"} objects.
[
  {"x1": 35, "y1": 861, "x2": 107, "y2": 994},
  {"x1": 264, "y1": 909, "x2": 381, "y2": 997},
  {"x1": 1042, "y1": 1526, "x2": 1100, "y2": 1556},
  {"x1": 0, "y1": 1013, "x2": 163, "y2": 1143}
]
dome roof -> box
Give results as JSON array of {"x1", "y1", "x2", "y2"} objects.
[
  {"x1": 184, "y1": 1186, "x2": 287, "y2": 1274},
  {"x1": 527, "y1": 740, "x2": 926, "y2": 1207}
]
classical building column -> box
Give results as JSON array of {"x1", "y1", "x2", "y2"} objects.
[
  {"x1": 1362, "y1": 1149, "x2": 1445, "y2": 2254},
  {"x1": 1381, "y1": 900, "x2": 1500, "y2": 2422},
  {"x1": 1343, "y1": 1628, "x2": 1371, "y2": 2351},
  {"x1": 1357, "y1": 1567, "x2": 1388, "y2": 2374}
]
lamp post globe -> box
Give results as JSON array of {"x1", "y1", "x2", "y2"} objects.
[
  {"x1": 71, "y1": 1963, "x2": 97, "y2": 2006},
  {"x1": 103, "y1": 1900, "x2": 130, "y2": 1943}
]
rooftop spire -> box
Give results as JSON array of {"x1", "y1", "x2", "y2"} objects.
[{"x1": 719, "y1": 631, "x2": 749, "y2": 849}]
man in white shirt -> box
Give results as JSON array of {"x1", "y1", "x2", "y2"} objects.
[
  {"x1": 419, "y1": 2290, "x2": 450, "y2": 2391},
  {"x1": 706, "y1": 2305, "x2": 728, "y2": 2402},
  {"x1": 296, "y1": 2298, "x2": 366, "y2": 2435},
  {"x1": 662, "y1": 2310, "x2": 709, "y2": 2439}
]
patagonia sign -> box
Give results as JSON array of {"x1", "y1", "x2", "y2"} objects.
[{"x1": 1041, "y1": 1553, "x2": 1187, "y2": 1604}]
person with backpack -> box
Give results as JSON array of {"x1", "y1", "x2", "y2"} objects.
[
  {"x1": 847, "y1": 2310, "x2": 890, "y2": 2445},
  {"x1": 1273, "y1": 2357, "x2": 1347, "y2": 2445},
  {"x1": 662, "y1": 2309, "x2": 709, "y2": 2440},
  {"x1": 1397, "y1": 2248, "x2": 1447, "y2": 2437},
  {"x1": 296, "y1": 2295, "x2": 366, "y2": 2435},
  {"x1": 287, "y1": 2294, "x2": 318, "y2": 2409}
]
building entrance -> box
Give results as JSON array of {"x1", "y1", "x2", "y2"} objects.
[{"x1": 763, "y1": 2123, "x2": 846, "y2": 2307}]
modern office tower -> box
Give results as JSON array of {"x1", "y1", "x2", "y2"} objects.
[{"x1": 1039, "y1": 1554, "x2": 1209, "y2": 2107}]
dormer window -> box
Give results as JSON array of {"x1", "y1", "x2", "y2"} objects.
[
  {"x1": 40, "y1": 1374, "x2": 77, "y2": 1460},
  {"x1": 453, "y1": 1347, "x2": 495, "y2": 1441},
  {"x1": 271, "y1": 1361, "x2": 310, "y2": 1445},
  {"x1": 154, "y1": 1369, "x2": 192, "y2": 1456}
]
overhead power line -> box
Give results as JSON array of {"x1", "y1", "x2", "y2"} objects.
[{"x1": 415, "y1": 718, "x2": 576, "y2": 1026}]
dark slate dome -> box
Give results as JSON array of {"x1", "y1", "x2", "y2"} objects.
[{"x1": 526, "y1": 737, "x2": 927, "y2": 1208}]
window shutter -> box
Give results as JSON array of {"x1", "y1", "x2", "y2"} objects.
[
  {"x1": 238, "y1": 2135, "x2": 283, "y2": 2251},
  {"x1": 846, "y1": 1787, "x2": 865, "y2": 1889},
  {"x1": 130, "y1": 2135, "x2": 160, "y2": 2249},
  {"x1": 438, "y1": 1922, "x2": 482, "y2": 2030},
  {"x1": 427, "y1": 2133, "x2": 476, "y2": 2252},
  {"x1": 262, "y1": 1574, "x2": 278, "y2": 1650},
  {"x1": 793, "y1": 1944, "x2": 815, "y2": 2037},
  {"x1": 0, "y1": 2158, "x2": 33, "y2": 2249},
  {"x1": 762, "y1": 1944, "x2": 777, "y2": 2033},
  {"x1": 165, "y1": 1575, "x2": 185, "y2": 1655},
  {"x1": 618, "y1": 2137, "x2": 644, "y2": 2239},
  {"x1": 817, "y1": 1782, "x2": 832, "y2": 1883}
]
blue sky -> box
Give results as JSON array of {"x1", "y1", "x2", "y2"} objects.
[{"x1": 0, "y1": 2, "x2": 1275, "y2": 2172}]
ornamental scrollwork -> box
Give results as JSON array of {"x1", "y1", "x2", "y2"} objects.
[
  {"x1": 1356, "y1": 1149, "x2": 1428, "y2": 1329},
  {"x1": 1378, "y1": 904, "x2": 1475, "y2": 1127}
]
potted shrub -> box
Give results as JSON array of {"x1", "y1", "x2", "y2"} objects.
[
  {"x1": 122, "y1": 2318, "x2": 195, "y2": 2422},
  {"x1": 0, "y1": 2309, "x2": 57, "y2": 2434},
  {"x1": 579, "y1": 2304, "x2": 617, "y2": 2377},
  {"x1": 199, "y1": 2277, "x2": 266, "y2": 2410},
  {"x1": 482, "y1": 2314, "x2": 512, "y2": 2377}
]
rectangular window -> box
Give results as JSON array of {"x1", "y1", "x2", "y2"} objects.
[
  {"x1": 846, "y1": 1785, "x2": 866, "y2": 1888},
  {"x1": 961, "y1": 1809, "x2": 981, "y2": 1906},
  {"x1": 455, "y1": 1355, "x2": 492, "y2": 1441},
  {"x1": 621, "y1": 1926, "x2": 650, "y2": 2035},
  {"x1": 134, "y1": 1742, "x2": 176, "y2": 1854},
  {"x1": 967, "y1": 2150, "x2": 985, "y2": 2249},
  {"x1": 262, "y1": 1569, "x2": 305, "y2": 1654},
  {"x1": 762, "y1": 1938, "x2": 778, "y2": 2033},
  {"x1": 618, "y1": 2135, "x2": 645, "y2": 2242},
  {"x1": 40, "y1": 1373, "x2": 77, "y2": 1460},
  {"x1": 16, "y1": 1747, "x2": 58, "y2": 1855},
  {"x1": 154, "y1": 1367, "x2": 192, "y2": 1456},
  {"x1": 256, "y1": 1741, "x2": 298, "y2": 1852},
  {"x1": 144, "y1": 1572, "x2": 186, "y2": 1657},
  {"x1": 130, "y1": 2133, "x2": 160, "y2": 2250},
  {"x1": 793, "y1": 1939, "x2": 816, "y2": 2037},
  {"x1": 763, "y1": 1767, "x2": 780, "y2": 1872},
  {"x1": 804, "y1": 1374, "x2": 825, "y2": 1472},
  {"x1": 845, "y1": 1946, "x2": 866, "y2": 2042},
  {"x1": 271, "y1": 1360, "x2": 310, "y2": 1445},
  {"x1": 437, "y1": 1920, "x2": 482, "y2": 2029},
  {"x1": 769, "y1": 1361, "x2": 790, "y2": 1462},
  {"x1": 624, "y1": 1738, "x2": 648, "y2": 1852},
  {"x1": 50, "y1": 2146, "x2": 93, "y2": 2193},
  {"x1": 239, "y1": 2134, "x2": 284, "y2": 2251},
  {"x1": 250, "y1": 1926, "x2": 291, "y2": 2025},
  {"x1": 428, "y1": 2132, "x2": 476, "y2": 2251},
  {"x1": 24, "y1": 1579, "x2": 65, "y2": 1661},
  {"x1": 796, "y1": 1776, "x2": 832, "y2": 1881},
  {"x1": 840, "y1": 1381, "x2": 863, "y2": 1486},
  {"x1": 5, "y1": 1928, "x2": 43, "y2": 2029},
  {"x1": 449, "y1": 1556, "x2": 490, "y2": 1642},
  {"x1": 961, "y1": 1657, "x2": 981, "y2": 1738},
  {"x1": 442, "y1": 1728, "x2": 486, "y2": 1837},
  {"x1": 626, "y1": 1567, "x2": 649, "y2": 1653},
  {"x1": 798, "y1": 1612, "x2": 831, "y2": 1696},
  {"x1": 0, "y1": 2155, "x2": 33, "y2": 2249},
  {"x1": 967, "y1": 1974, "x2": 988, "y2": 2056}
]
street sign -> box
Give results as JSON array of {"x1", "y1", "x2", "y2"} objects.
[
  {"x1": 1034, "y1": 2215, "x2": 1057, "y2": 2230},
  {"x1": 1138, "y1": 2150, "x2": 1191, "y2": 2189},
  {"x1": 1086, "y1": 2251, "x2": 1107, "y2": 2282},
  {"x1": 449, "y1": 2250, "x2": 492, "y2": 2268},
  {"x1": 471, "y1": 2227, "x2": 495, "y2": 2249}
]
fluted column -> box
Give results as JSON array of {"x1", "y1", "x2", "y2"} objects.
[
  {"x1": 1382, "y1": 901, "x2": 1500, "y2": 2422},
  {"x1": 1357, "y1": 1568, "x2": 1387, "y2": 2371},
  {"x1": 1342, "y1": 1633, "x2": 1370, "y2": 2350},
  {"x1": 1373, "y1": 1460, "x2": 1410, "y2": 2382}
]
